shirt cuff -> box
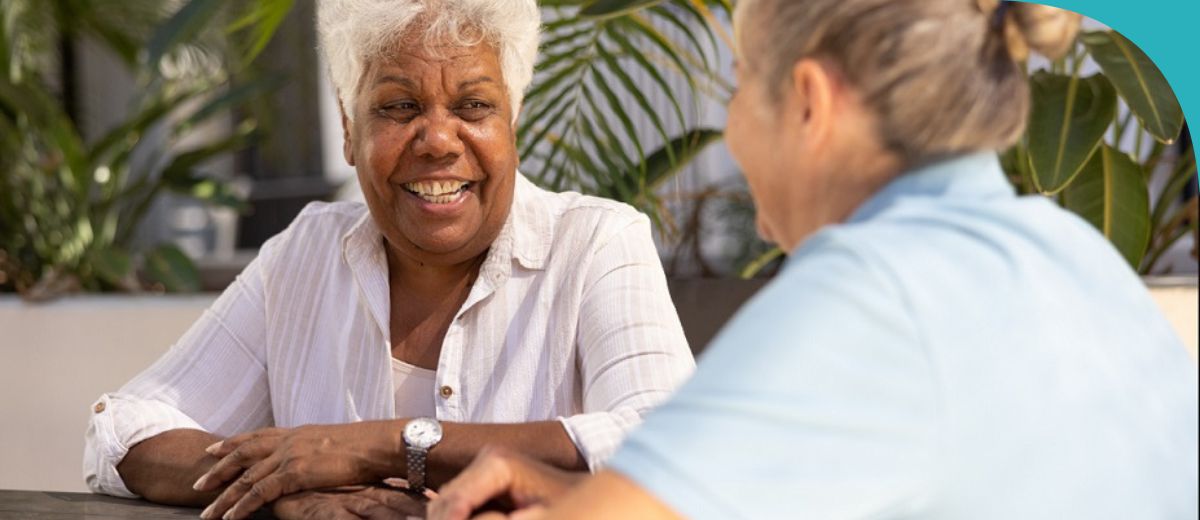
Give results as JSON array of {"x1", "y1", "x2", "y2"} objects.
[
  {"x1": 83, "y1": 393, "x2": 205, "y2": 497},
  {"x1": 558, "y1": 408, "x2": 643, "y2": 471}
]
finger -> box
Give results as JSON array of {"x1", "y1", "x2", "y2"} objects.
[
  {"x1": 344, "y1": 495, "x2": 409, "y2": 520},
  {"x1": 272, "y1": 491, "x2": 317, "y2": 520},
  {"x1": 429, "y1": 452, "x2": 513, "y2": 520},
  {"x1": 224, "y1": 471, "x2": 297, "y2": 520},
  {"x1": 200, "y1": 454, "x2": 281, "y2": 520},
  {"x1": 194, "y1": 441, "x2": 279, "y2": 491},
  {"x1": 359, "y1": 488, "x2": 427, "y2": 516},
  {"x1": 207, "y1": 427, "x2": 284, "y2": 457},
  {"x1": 467, "y1": 513, "x2": 508, "y2": 520}
]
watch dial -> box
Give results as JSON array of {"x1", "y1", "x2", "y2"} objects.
[{"x1": 405, "y1": 418, "x2": 443, "y2": 449}]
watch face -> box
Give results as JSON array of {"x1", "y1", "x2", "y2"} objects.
[{"x1": 404, "y1": 418, "x2": 443, "y2": 449}]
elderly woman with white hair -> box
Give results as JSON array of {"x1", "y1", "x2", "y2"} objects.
[{"x1": 82, "y1": 0, "x2": 694, "y2": 518}]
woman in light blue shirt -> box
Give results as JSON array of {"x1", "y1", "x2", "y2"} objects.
[{"x1": 427, "y1": 0, "x2": 1199, "y2": 518}]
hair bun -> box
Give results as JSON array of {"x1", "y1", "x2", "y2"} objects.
[
  {"x1": 978, "y1": 1, "x2": 1082, "y2": 61},
  {"x1": 1009, "y1": 4, "x2": 1082, "y2": 60}
]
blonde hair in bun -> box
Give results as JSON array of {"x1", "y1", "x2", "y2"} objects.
[{"x1": 733, "y1": 0, "x2": 1059, "y2": 163}]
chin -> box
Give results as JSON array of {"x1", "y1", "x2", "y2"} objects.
[{"x1": 755, "y1": 218, "x2": 776, "y2": 245}]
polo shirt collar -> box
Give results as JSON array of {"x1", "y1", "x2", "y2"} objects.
[{"x1": 849, "y1": 152, "x2": 1015, "y2": 225}]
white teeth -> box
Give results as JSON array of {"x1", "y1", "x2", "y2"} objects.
[
  {"x1": 402, "y1": 180, "x2": 469, "y2": 204},
  {"x1": 403, "y1": 180, "x2": 468, "y2": 197}
]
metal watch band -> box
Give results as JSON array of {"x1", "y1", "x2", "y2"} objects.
[{"x1": 406, "y1": 446, "x2": 428, "y2": 493}]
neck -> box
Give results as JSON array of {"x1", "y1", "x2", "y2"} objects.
[
  {"x1": 385, "y1": 243, "x2": 487, "y2": 298},
  {"x1": 775, "y1": 148, "x2": 902, "y2": 251}
]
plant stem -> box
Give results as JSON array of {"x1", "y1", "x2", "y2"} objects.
[
  {"x1": 740, "y1": 247, "x2": 783, "y2": 279},
  {"x1": 1142, "y1": 197, "x2": 1197, "y2": 275}
]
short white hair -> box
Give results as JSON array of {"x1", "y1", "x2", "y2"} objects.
[{"x1": 317, "y1": 0, "x2": 541, "y2": 122}]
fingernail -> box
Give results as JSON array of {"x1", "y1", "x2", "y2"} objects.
[
  {"x1": 192, "y1": 475, "x2": 208, "y2": 491},
  {"x1": 222, "y1": 510, "x2": 235, "y2": 520},
  {"x1": 205, "y1": 441, "x2": 223, "y2": 455},
  {"x1": 200, "y1": 504, "x2": 214, "y2": 519}
]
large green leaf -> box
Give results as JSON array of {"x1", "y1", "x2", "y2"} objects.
[
  {"x1": 1027, "y1": 71, "x2": 1118, "y2": 194},
  {"x1": 1080, "y1": 30, "x2": 1184, "y2": 144},
  {"x1": 143, "y1": 243, "x2": 201, "y2": 292},
  {"x1": 1062, "y1": 145, "x2": 1151, "y2": 269}
]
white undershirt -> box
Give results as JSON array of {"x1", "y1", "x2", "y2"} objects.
[{"x1": 391, "y1": 357, "x2": 437, "y2": 418}]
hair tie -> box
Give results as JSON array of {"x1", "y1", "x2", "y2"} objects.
[{"x1": 991, "y1": 0, "x2": 1013, "y2": 30}]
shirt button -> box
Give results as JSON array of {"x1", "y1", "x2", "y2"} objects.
[
  {"x1": 439, "y1": 386, "x2": 454, "y2": 398},
  {"x1": 93, "y1": 402, "x2": 106, "y2": 414}
]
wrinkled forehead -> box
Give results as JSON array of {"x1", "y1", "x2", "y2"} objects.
[{"x1": 358, "y1": 40, "x2": 502, "y2": 90}]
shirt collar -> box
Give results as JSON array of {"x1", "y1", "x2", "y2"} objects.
[
  {"x1": 848, "y1": 152, "x2": 1014, "y2": 224},
  {"x1": 782, "y1": 152, "x2": 1014, "y2": 270}
]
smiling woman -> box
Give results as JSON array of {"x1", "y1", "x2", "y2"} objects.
[{"x1": 81, "y1": 1, "x2": 695, "y2": 519}]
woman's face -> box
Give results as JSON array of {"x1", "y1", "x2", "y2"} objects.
[
  {"x1": 344, "y1": 41, "x2": 517, "y2": 267},
  {"x1": 726, "y1": 59, "x2": 791, "y2": 245}
]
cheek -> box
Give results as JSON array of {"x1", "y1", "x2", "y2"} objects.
[
  {"x1": 463, "y1": 122, "x2": 518, "y2": 181},
  {"x1": 361, "y1": 125, "x2": 410, "y2": 180}
]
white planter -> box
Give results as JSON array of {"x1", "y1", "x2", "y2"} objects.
[{"x1": 0, "y1": 282, "x2": 1194, "y2": 493}]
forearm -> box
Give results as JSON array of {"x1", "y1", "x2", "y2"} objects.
[{"x1": 117, "y1": 428, "x2": 224, "y2": 506}]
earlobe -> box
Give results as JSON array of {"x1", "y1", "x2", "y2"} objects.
[{"x1": 338, "y1": 97, "x2": 356, "y2": 167}]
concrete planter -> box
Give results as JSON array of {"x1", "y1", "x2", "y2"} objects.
[{"x1": 1, "y1": 279, "x2": 1195, "y2": 493}]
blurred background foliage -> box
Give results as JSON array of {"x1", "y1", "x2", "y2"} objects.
[
  {"x1": 2, "y1": 0, "x2": 1195, "y2": 299},
  {"x1": 0, "y1": 0, "x2": 292, "y2": 299}
]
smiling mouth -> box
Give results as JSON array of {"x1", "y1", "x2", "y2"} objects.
[{"x1": 402, "y1": 180, "x2": 473, "y2": 204}]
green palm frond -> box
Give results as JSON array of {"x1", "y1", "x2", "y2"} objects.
[{"x1": 522, "y1": 0, "x2": 730, "y2": 213}]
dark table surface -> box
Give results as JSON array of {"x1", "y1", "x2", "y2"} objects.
[{"x1": 0, "y1": 490, "x2": 274, "y2": 519}]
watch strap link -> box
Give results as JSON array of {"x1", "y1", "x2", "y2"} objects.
[{"x1": 406, "y1": 446, "x2": 428, "y2": 492}]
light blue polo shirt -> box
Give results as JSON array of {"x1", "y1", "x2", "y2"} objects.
[{"x1": 609, "y1": 153, "x2": 1198, "y2": 519}]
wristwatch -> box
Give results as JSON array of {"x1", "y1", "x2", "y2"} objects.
[{"x1": 402, "y1": 417, "x2": 443, "y2": 493}]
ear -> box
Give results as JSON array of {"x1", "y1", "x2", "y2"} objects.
[
  {"x1": 788, "y1": 58, "x2": 837, "y2": 148},
  {"x1": 338, "y1": 96, "x2": 356, "y2": 167}
]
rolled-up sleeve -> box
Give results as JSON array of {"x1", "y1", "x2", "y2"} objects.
[
  {"x1": 559, "y1": 215, "x2": 695, "y2": 470},
  {"x1": 83, "y1": 252, "x2": 275, "y2": 497}
]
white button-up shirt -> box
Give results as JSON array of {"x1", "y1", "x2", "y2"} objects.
[{"x1": 84, "y1": 173, "x2": 695, "y2": 497}]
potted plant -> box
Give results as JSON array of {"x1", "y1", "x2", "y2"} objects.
[
  {"x1": 521, "y1": 2, "x2": 1196, "y2": 351},
  {"x1": 0, "y1": 0, "x2": 294, "y2": 300}
]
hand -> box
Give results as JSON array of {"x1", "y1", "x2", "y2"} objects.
[
  {"x1": 428, "y1": 446, "x2": 584, "y2": 520},
  {"x1": 273, "y1": 486, "x2": 427, "y2": 520},
  {"x1": 195, "y1": 422, "x2": 401, "y2": 520}
]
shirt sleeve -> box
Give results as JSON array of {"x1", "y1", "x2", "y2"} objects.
[
  {"x1": 83, "y1": 249, "x2": 276, "y2": 497},
  {"x1": 559, "y1": 215, "x2": 696, "y2": 471},
  {"x1": 607, "y1": 238, "x2": 940, "y2": 518}
]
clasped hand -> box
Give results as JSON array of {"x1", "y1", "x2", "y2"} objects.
[{"x1": 193, "y1": 422, "x2": 401, "y2": 520}]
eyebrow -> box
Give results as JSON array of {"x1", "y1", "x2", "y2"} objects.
[
  {"x1": 458, "y1": 76, "x2": 498, "y2": 89},
  {"x1": 373, "y1": 75, "x2": 498, "y2": 91},
  {"x1": 376, "y1": 75, "x2": 419, "y2": 90}
]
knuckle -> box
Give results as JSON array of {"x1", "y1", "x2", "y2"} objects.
[{"x1": 248, "y1": 483, "x2": 267, "y2": 499}]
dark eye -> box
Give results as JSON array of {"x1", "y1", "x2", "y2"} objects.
[
  {"x1": 456, "y1": 100, "x2": 493, "y2": 121},
  {"x1": 378, "y1": 101, "x2": 420, "y2": 120}
]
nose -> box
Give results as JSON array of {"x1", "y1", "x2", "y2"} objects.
[{"x1": 411, "y1": 107, "x2": 465, "y2": 160}]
